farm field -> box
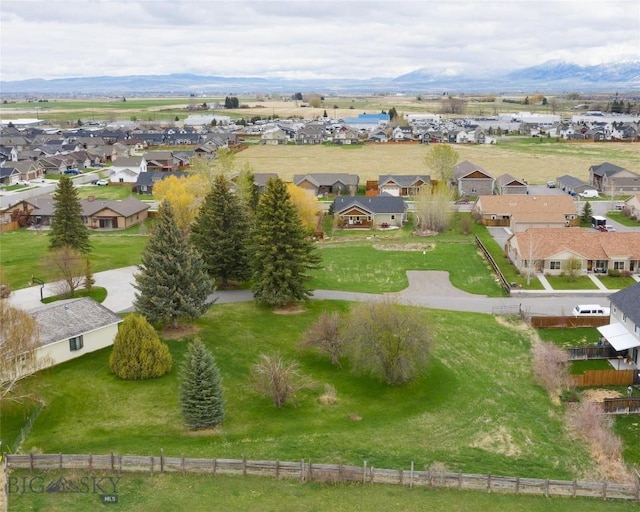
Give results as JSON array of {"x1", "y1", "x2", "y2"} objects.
[
  {"x1": 234, "y1": 139, "x2": 640, "y2": 185},
  {"x1": 7, "y1": 472, "x2": 638, "y2": 512}
]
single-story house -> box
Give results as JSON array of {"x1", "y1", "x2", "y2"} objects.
[
  {"x1": 30, "y1": 297, "x2": 122, "y2": 369},
  {"x1": 332, "y1": 195, "x2": 407, "y2": 229},
  {"x1": 229, "y1": 172, "x2": 279, "y2": 194},
  {"x1": 0, "y1": 160, "x2": 45, "y2": 181},
  {"x1": 589, "y1": 162, "x2": 640, "y2": 194},
  {"x1": 598, "y1": 282, "x2": 640, "y2": 368},
  {"x1": 495, "y1": 174, "x2": 528, "y2": 195},
  {"x1": 377, "y1": 175, "x2": 431, "y2": 197},
  {"x1": 133, "y1": 171, "x2": 188, "y2": 195},
  {"x1": 556, "y1": 175, "x2": 598, "y2": 196},
  {"x1": 452, "y1": 161, "x2": 495, "y2": 196},
  {"x1": 1, "y1": 194, "x2": 150, "y2": 229},
  {"x1": 506, "y1": 228, "x2": 640, "y2": 275},
  {"x1": 472, "y1": 195, "x2": 579, "y2": 231},
  {"x1": 293, "y1": 173, "x2": 359, "y2": 197}
]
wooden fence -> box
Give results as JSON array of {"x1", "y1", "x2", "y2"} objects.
[
  {"x1": 4, "y1": 453, "x2": 639, "y2": 501},
  {"x1": 474, "y1": 236, "x2": 511, "y2": 296},
  {"x1": 603, "y1": 398, "x2": 640, "y2": 415},
  {"x1": 0, "y1": 221, "x2": 20, "y2": 233},
  {"x1": 568, "y1": 345, "x2": 617, "y2": 361},
  {"x1": 529, "y1": 316, "x2": 610, "y2": 329},
  {"x1": 572, "y1": 369, "x2": 635, "y2": 387}
]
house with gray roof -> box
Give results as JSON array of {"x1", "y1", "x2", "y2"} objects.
[
  {"x1": 589, "y1": 162, "x2": 640, "y2": 193},
  {"x1": 377, "y1": 175, "x2": 431, "y2": 197},
  {"x1": 332, "y1": 195, "x2": 406, "y2": 229},
  {"x1": 556, "y1": 175, "x2": 597, "y2": 196},
  {"x1": 133, "y1": 171, "x2": 188, "y2": 195},
  {"x1": 453, "y1": 160, "x2": 495, "y2": 197},
  {"x1": 294, "y1": 173, "x2": 359, "y2": 196},
  {"x1": 598, "y1": 282, "x2": 640, "y2": 368},
  {"x1": 29, "y1": 297, "x2": 122, "y2": 369},
  {"x1": 495, "y1": 174, "x2": 528, "y2": 195},
  {"x1": 110, "y1": 156, "x2": 147, "y2": 183}
]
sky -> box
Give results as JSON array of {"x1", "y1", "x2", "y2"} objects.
[{"x1": 1, "y1": 0, "x2": 639, "y2": 82}]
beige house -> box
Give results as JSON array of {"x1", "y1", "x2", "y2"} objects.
[
  {"x1": 30, "y1": 298, "x2": 122, "y2": 369},
  {"x1": 332, "y1": 196, "x2": 406, "y2": 229},
  {"x1": 472, "y1": 195, "x2": 578, "y2": 231},
  {"x1": 506, "y1": 228, "x2": 640, "y2": 275},
  {"x1": 624, "y1": 194, "x2": 640, "y2": 220}
]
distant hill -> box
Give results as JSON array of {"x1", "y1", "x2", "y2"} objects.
[{"x1": 2, "y1": 60, "x2": 639, "y2": 95}]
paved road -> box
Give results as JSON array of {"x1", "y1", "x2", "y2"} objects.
[{"x1": 9, "y1": 266, "x2": 615, "y2": 317}]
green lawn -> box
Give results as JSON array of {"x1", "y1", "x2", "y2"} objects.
[
  {"x1": 537, "y1": 327, "x2": 601, "y2": 348},
  {"x1": 19, "y1": 302, "x2": 595, "y2": 480},
  {"x1": 570, "y1": 359, "x2": 612, "y2": 375},
  {"x1": 311, "y1": 242, "x2": 504, "y2": 296},
  {"x1": 544, "y1": 276, "x2": 599, "y2": 290},
  {"x1": 0, "y1": 399, "x2": 39, "y2": 453},
  {"x1": 606, "y1": 211, "x2": 640, "y2": 227},
  {"x1": 7, "y1": 472, "x2": 638, "y2": 512},
  {"x1": 598, "y1": 275, "x2": 638, "y2": 290},
  {"x1": 41, "y1": 286, "x2": 107, "y2": 304},
  {"x1": 76, "y1": 184, "x2": 140, "y2": 200}
]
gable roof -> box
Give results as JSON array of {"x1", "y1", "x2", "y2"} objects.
[
  {"x1": 475, "y1": 195, "x2": 577, "y2": 215},
  {"x1": 293, "y1": 173, "x2": 359, "y2": 187},
  {"x1": 135, "y1": 171, "x2": 188, "y2": 187},
  {"x1": 378, "y1": 175, "x2": 431, "y2": 188},
  {"x1": 589, "y1": 162, "x2": 627, "y2": 177},
  {"x1": 29, "y1": 297, "x2": 122, "y2": 346},
  {"x1": 609, "y1": 282, "x2": 640, "y2": 327},
  {"x1": 453, "y1": 160, "x2": 494, "y2": 180},
  {"x1": 557, "y1": 175, "x2": 593, "y2": 188},
  {"x1": 496, "y1": 174, "x2": 526, "y2": 187},
  {"x1": 333, "y1": 195, "x2": 406, "y2": 215},
  {"x1": 10, "y1": 194, "x2": 149, "y2": 218}
]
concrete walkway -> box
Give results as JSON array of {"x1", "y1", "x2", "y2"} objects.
[{"x1": 7, "y1": 267, "x2": 621, "y2": 319}]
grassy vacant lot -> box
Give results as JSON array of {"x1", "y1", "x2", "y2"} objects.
[
  {"x1": 22, "y1": 301, "x2": 594, "y2": 480},
  {"x1": 234, "y1": 140, "x2": 640, "y2": 185},
  {"x1": 7, "y1": 472, "x2": 638, "y2": 512}
]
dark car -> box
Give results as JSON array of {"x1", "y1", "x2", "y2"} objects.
[{"x1": 63, "y1": 169, "x2": 81, "y2": 175}]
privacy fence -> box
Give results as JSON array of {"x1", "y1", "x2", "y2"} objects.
[{"x1": 4, "y1": 453, "x2": 640, "y2": 502}]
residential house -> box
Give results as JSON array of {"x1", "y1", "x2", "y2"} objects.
[
  {"x1": 392, "y1": 126, "x2": 415, "y2": 141},
  {"x1": 472, "y1": 195, "x2": 579, "y2": 231},
  {"x1": 2, "y1": 194, "x2": 150, "y2": 229},
  {"x1": 453, "y1": 161, "x2": 495, "y2": 197},
  {"x1": 133, "y1": 171, "x2": 188, "y2": 195},
  {"x1": 506, "y1": 228, "x2": 640, "y2": 275},
  {"x1": 29, "y1": 298, "x2": 122, "y2": 369},
  {"x1": 260, "y1": 128, "x2": 288, "y2": 145},
  {"x1": 589, "y1": 162, "x2": 640, "y2": 194},
  {"x1": 293, "y1": 173, "x2": 359, "y2": 196},
  {"x1": 556, "y1": 175, "x2": 598, "y2": 197},
  {"x1": 229, "y1": 172, "x2": 279, "y2": 194},
  {"x1": 377, "y1": 175, "x2": 431, "y2": 197},
  {"x1": 143, "y1": 151, "x2": 175, "y2": 172},
  {"x1": 332, "y1": 127, "x2": 360, "y2": 145},
  {"x1": 495, "y1": 174, "x2": 528, "y2": 195},
  {"x1": 294, "y1": 124, "x2": 325, "y2": 145},
  {"x1": 332, "y1": 195, "x2": 406, "y2": 229},
  {"x1": 0, "y1": 160, "x2": 45, "y2": 181},
  {"x1": 0, "y1": 166, "x2": 21, "y2": 185},
  {"x1": 367, "y1": 129, "x2": 389, "y2": 143},
  {"x1": 598, "y1": 282, "x2": 640, "y2": 368},
  {"x1": 193, "y1": 144, "x2": 218, "y2": 160},
  {"x1": 0, "y1": 145, "x2": 18, "y2": 162},
  {"x1": 623, "y1": 194, "x2": 640, "y2": 220},
  {"x1": 109, "y1": 156, "x2": 147, "y2": 183},
  {"x1": 611, "y1": 123, "x2": 638, "y2": 141}
]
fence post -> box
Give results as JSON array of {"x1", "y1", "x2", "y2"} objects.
[
  {"x1": 29, "y1": 452, "x2": 34, "y2": 471},
  {"x1": 308, "y1": 460, "x2": 312, "y2": 482},
  {"x1": 458, "y1": 471, "x2": 462, "y2": 490},
  {"x1": 515, "y1": 476, "x2": 520, "y2": 494},
  {"x1": 545, "y1": 479, "x2": 549, "y2": 498},
  {"x1": 181, "y1": 454, "x2": 185, "y2": 475},
  {"x1": 572, "y1": 479, "x2": 576, "y2": 497},
  {"x1": 370, "y1": 466, "x2": 374, "y2": 484},
  {"x1": 110, "y1": 452, "x2": 114, "y2": 472},
  {"x1": 160, "y1": 449, "x2": 164, "y2": 474},
  {"x1": 213, "y1": 458, "x2": 217, "y2": 476},
  {"x1": 300, "y1": 459, "x2": 304, "y2": 482},
  {"x1": 410, "y1": 461, "x2": 414, "y2": 488},
  {"x1": 399, "y1": 469, "x2": 403, "y2": 486},
  {"x1": 242, "y1": 454, "x2": 247, "y2": 476},
  {"x1": 150, "y1": 455, "x2": 154, "y2": 475},
  {"x1": 276, "y1": 460, "x2": 280, "y2": 479},
  {"x1": 363, "y1": 461, "x2": 367, "y2": 484},
  {"x1": 602, "y1": 481, "x2": 607, "y2": 499},
  {"x1": 59, "y1": 453, "x2": 62, "y2": 470},
  {"x1": 89, "y1": 454, "x2": 92, "y2": 472},
  {"x1": 487, "y1": 473, "x2": 491, "y2": 493}
]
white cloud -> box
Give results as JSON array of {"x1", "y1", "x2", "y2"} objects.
[{"x1": 1, "y1": 0, "x2": 638, "y2": 81}]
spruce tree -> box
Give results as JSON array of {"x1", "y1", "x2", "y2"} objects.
[
  {"x1": 581, "y1": 201, "x2": 593, "y2": 224},
  {"x1": 251, "y1": 178, "x2": 321, "y2": 307},
  {"x1": 179, "y1": 339, "x2": 225, "y2": 430},
  {"x1": 109, "y1": 314, "x2": 172, "y2": 380},
  {"x1": 190, "y1": 174, "x2": 251, "y2": 286},
  {"x1": 134, "y1": 201, "x2": 213, "y2": 327},
  {"x1": 49, "y1": 176, "x2": 91, "y2": 254}
]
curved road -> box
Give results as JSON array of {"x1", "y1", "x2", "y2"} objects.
[{"x1": 9, "y1": 266, "x2": 614, "y2": 317}]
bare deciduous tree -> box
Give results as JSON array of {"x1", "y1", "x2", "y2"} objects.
[
  {"x1": 0, "y1": 301, "x2": 49, "y2": 403},
  {"x1": 531, "y1": 341, "x2": 572, "y2": 397},
  {"x1": 561, "y1": 255, "x2": 582, "y2": 281},
  {"x1": 414, "y1": 183, "x2": 455, "y2": 233},
  {"x1": 49, "y1": 246, "x2": 86, "y2": 297},
  {"x1": 343, "y1": 298, "x2": 432, "y2": 385},
  {"x1": 299, "y1": 310, "x2": 344, "y2": 366},
  {"x1": 249, "y1": 354, "x2": 312, "y2": 408}
]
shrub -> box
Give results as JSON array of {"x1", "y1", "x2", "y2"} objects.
[
  {"x1": 531, "y1": 341, "x2": 572, "y2": 396},
  {"x1": 607, "y1": 269, "x2": 621, "y2": 277},
  {"x1": 109, "y1": 314, "x2": 172, "y2": 380},
  {"x1": 566, "y1": 400, "x2": 623, "y2": 461},
  {"x1": 299, "y1": 310, "x2": 344, "y2": 366},
  {"x1": 249, "y1": 354, "x2": 312, "y2": 408}
]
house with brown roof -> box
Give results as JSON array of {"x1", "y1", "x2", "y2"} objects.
[
  {"x1": 506, "y1": 228, "x2": 640, "y2": 275},
  {"x1": 1, "y1": 194, "x2": 149, "y2": 230},
  {"x1": 472, "y1": 195, "x2": 579, "y2": 231},
  {"x1": 452, "y1": 160, "x2": 494, "y2": 196}
]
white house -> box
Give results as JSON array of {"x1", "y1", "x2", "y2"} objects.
[
  {"x1": 598, "y1": 282, "x2": 640, "y2": 368},
  {"x1": 109, "y1": 156, "x2": 147, "y2": 184},
  {"x1": 30, "y1": 298, "x2": 122, "y2": 368}
]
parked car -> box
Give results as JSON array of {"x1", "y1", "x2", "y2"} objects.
[
  {"x1": 598, "y1": 225, "x2": 608, "y2": 232},
  {"x1": 579, "y1": 190, "x2": 599, "y2": 198},
  {"x1": 546, "y1": 181, "x2": 556, "y2": 188},
  {"x1": 63, "y1": 169, "x2": 81, "y2": 175},
  {"x1": 572, "y1": 304, "x2": 610, "y2": 317},
  {"x1": 95, "y1": 179, "x2": 109, "y2": 186},
  {"x1": 604, "y1": 224, "x2": 616, "y2": 232}
]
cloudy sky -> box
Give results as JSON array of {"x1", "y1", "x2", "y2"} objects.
[{"x1": 1, "y1": 0, "x2": 638, "y2": 82}]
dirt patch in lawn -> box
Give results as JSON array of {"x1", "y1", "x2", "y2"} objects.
[
  {"x1": 161, "y1": 324, "x2": 201, "y2": 340},
  {"x1": 581, "y1": 389, "x2": 623, "y2": 402},
  {"x1": 373, "y1": 243, "x2": 435, "y2": 251},
  {"x1": 273, "y1": 304, "x2": 305, "y2": 315}
]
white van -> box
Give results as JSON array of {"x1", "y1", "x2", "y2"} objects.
[
  {"x1": 579, "y1": 189, "x2": 599, "y2": 198},
  {"x1": 572, "y1": 304, "x2": 610, "y2": 316}
]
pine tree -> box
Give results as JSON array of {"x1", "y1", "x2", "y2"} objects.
[
  {"x1": 179, "y1": 339, "x2": 225, "y2": 430},
  {"x1": 251, "y1": 178, "x2": 321, "y2": 307},
  {"x1": 109, "y1": 314, "x2": 172, "y2": 380},
  {"x1": 581, "y1": 201, "x2": 593, "y2": 224},
  {"x1": 48, "y1": 176, "x2": 91, "y2": 254},
  {"x1": 134, "y1": 201, "x2": 213, "y2": 327},
  {"x1": 190, "y1": 174, "x2": 251, "y2": 286}
]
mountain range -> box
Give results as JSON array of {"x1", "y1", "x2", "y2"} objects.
[{"x1": 1, "y1": 60, "x2": 639, "y2": 96}]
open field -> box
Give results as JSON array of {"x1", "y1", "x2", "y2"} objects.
[
  {"x1": 234, "y1": 140, "x2": 640, "y2": 185},
  {"x1": 8, "y1": 472, "x2": 638, "y2": 512},
  {"x1": 19, "y1": 302, "x2": 596, "y2": 480}
]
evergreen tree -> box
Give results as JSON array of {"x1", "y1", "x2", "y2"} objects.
[
  {"x1": 191, "y1": 174, "x2": 251, "y2": 286},
  {"x1": 134, "y1": 201, "x2": 213, "y2": 327},
  {"x1": 234, "y1": 166, "x2": 260, "y2": 214},
  {"x1": 179, "y1": 339, "x2": 225, "y2": 430},
  {"x1": 48, "y1": 176, "x2": 91, "y2": 254},
  {"x1": 109, "y1": 314, "x2": 172, "y2": 380},
  {"x1": 581, "y1": 201, "x2": 593, "y2": 224},
  {"x1": 251, "y1": 178, "x2": 321, "y2": 307}
]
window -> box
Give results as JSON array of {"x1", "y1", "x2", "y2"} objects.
[
  {"x1": 613, "y1": 261, "x2": 625, "y2": 270},
  {"x1": 390, "y1": 215, "x2": 395, "y2": 220},
  {"x1": 549, "y1": 261, "x2": 561, "y2": 270},
  {"x1": 69, "y1": 335, "x2": 84, "y2": 351}
]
